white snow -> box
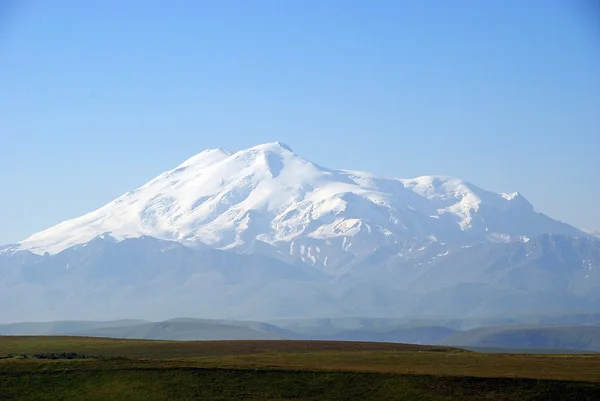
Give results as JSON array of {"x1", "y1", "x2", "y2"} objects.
[{"x1": 16, "y1": 142, "x2": 581, "y2": 257}]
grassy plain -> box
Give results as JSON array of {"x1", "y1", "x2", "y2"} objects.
[{"x1": 1, "y1": 336, "x2": 599, "y2": 400}]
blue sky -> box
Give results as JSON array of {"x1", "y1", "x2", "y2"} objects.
[{"x1": 1, "y1": 0, "x2": 599, "y2": 244}]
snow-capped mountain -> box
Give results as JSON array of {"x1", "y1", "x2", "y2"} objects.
[
  {"x1": 1, "y1": 142, "x2": 599, "y2": 322},
  {"x1": 15, "y1": 142, "x2": 583, "y2": 273}
]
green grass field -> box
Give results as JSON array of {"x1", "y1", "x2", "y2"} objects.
[{"x1": 1, "y1": 336, "x2": 600, "y2": 400}]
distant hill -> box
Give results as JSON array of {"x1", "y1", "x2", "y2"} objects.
[
  {"x1": 0, "y1": 318, "x2": 451, "y2": 343},
  {"x1": 0, "y1": 320, "x2": 148, "y2": 336},
  {"x1": 70, "y1": 318, "x2": 292, "y2": 341},
  {"x1": 440, "y1": 325, "x2": 600, "y2": 352},
  {"x1": 3, "y1": 318, "x2": 600, "y2": 352},
  {"x1": 268, "y1": 317, "x2": 455, "y2": 344},
  {"x1": 0, "y1": 318, "x2": 291, "y2": 341}
]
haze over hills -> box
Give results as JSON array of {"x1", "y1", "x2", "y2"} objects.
[
  {"x1": 1, "y1": 142, "x2": 598, "y2": 322},
  {"x1": 2, "y1": 317, "x2": 600, "y2": 353}
]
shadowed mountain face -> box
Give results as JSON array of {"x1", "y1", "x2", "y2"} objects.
[
  {"x1": 0, "y1": 234, "x2": 598, "y2": 322},
  {"x1": 0, "y1": 143, "x2": 598, "y2": 322}
]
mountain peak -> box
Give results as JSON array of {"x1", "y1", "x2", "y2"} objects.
[
  {"x1": 178, "y1": 148, "x2": 232, "y2": 169},
  {"x1": 247, "y1": 141, "x2": 294, "y2": 153},
  {"x1": 176, "y1": 142, "x2": 293, "y2": 170}
]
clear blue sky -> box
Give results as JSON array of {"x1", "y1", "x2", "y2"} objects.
[{"x1": 1, "y1": 0, "x2": 599, "y2": 244}]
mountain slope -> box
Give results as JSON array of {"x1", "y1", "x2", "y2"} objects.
[
  {"x1": 1, "y1": 233, "x2": 598, "y2": 322},
  {"x1": 0, "y1": 236, "x2": 331, "y2": 322},
  {"x1": 340, "y1": 233, "x2": 600, "y2": 317},
  {"x1": 15, "y1": 142, "x2": 584, "y2": 274}
]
